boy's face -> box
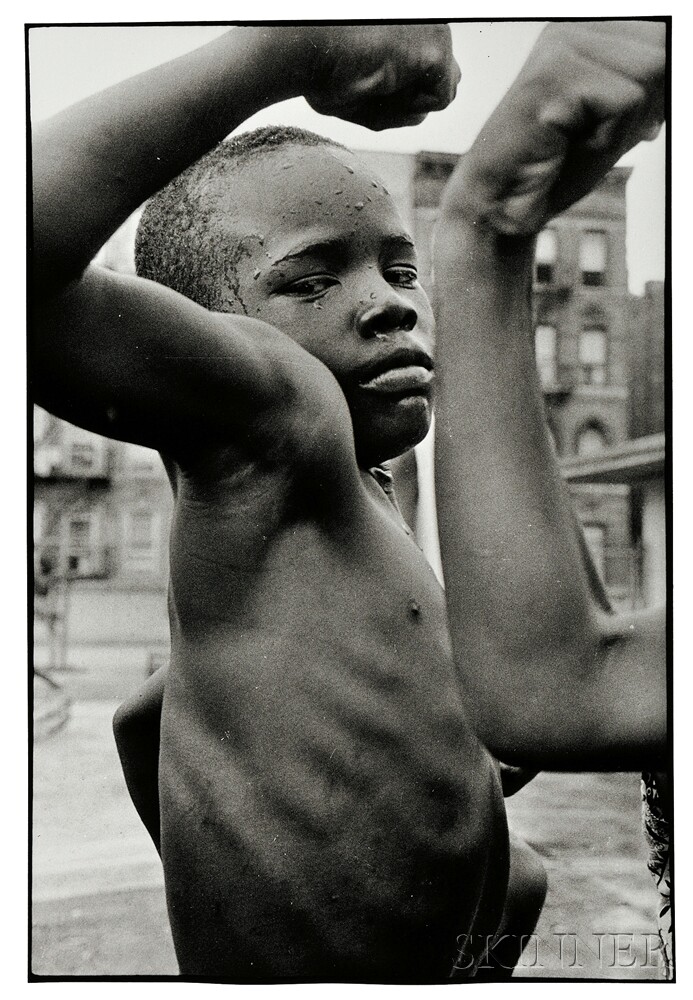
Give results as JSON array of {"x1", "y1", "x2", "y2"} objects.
[{"x1": 215, "y1": 145, "x2": 435, "y2": 466}]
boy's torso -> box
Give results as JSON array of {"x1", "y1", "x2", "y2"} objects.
[{"x1": 158, "y1": 435, "x2": 508, "y2": 979}]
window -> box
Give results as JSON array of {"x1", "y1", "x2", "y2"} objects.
[
  {"x1": 70, "y1": 441, "x2": 97, "y2": 472},
  {"x1": 576, "y1": 424, "x2": 608, "y2": 456},
  {"x1": 580, "y1": 231, "x2": 607, "y2": 286},
  {"x1": 68, "y1": 514, "x2": 94, "y2": 549},
  {"x1": 583, "y1": 523, "x2": 606, "y2": 580},
  {"x1": 579, "y1": 329, "x2": 607, "y2": 385},
  {"x1": 125, "y1": 442, "x2": 160, "y2": 477},
  {"x1": 65, "y1": 511, "x2": 100, "y2": 575},
  {"x1": 535, "y1": 229, "x2": 557, "y2": 284},
  {"x1": 535, "y1": 325, "x2": 557, "y2": 386},
  {"x1": 124, "y1": 508, "x2": 160, "y2": 571}
]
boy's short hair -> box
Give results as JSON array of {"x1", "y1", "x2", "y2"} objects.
[{"x1": 135, "y1": 125, "x2": 348, "y2": 311}]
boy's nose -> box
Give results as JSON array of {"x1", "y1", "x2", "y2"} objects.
[{"x1": 357, "y1": 296, "x2": 418, "y2": 339}]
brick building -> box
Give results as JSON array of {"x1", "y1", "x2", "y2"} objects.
[
  {"x1": 32, "y1": 148, "x2": 665, "y2": 686},
  {"x1": 359, "y1": 150, "x2": 655, "y2": 607}
]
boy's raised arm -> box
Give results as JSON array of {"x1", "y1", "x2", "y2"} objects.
[
  {"x1": 31, "y1": 26, "x2": 459, "y2": 452},
  {"x1": 433, "y1": 21, "x2": 666, "y2": 771}
]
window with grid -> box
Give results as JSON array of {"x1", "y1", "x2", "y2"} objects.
[
  {"x1": 124, "y1": 508, "x2": 160, "y2": 571},
  {"x1": 66, "y1": 512, "x2": 97, "y2": 573},
  {"x1": 580, "y1": 231, "x2": 608, "y2": 286},
  {"x1": 69, "y1": 440, "x2": 97, "y2": 472}
]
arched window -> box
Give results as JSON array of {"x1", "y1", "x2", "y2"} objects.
[
  {"x1": 535, "y1": 229, "x2": 557, "y2": 284},
  {"x1": 579, "y1": 328, "x2": 607, "y2": 385},
  {"x1": 576, "y1": 422, "x2": 609, "y2": 456},
  {"x1": 535, "y1": 324, "x2": 557, "y2": 386}
]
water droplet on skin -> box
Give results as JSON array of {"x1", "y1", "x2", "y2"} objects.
[
  {"x1": 334, "y1": 189, "x2": 343, "y2": 195},
  {"x1": 366, "y1": 196, "x2": 372, "y2": 202},
  {"x1": 354, "y1": 202, "x2": 364, "y2": 210},
  {"x1": 370, "y1": 292, "x2": 377, "y2": 299},
  {"x1": 282, "y1": 162, "x2": 293, "y2": 169},
  {"x1": 371, "y1": 180, "x2": 379, "y2": 188},
  {"x1": 375, "y1": 333, "x2": 389, "y2": 341},
  {"x1": 313, "y1": 302, "x2": 323, "y2": 310},
  {"x1": 409, "y1": 600, "x2": 420, "y2": 617},
  {"x1": 315, "y1": 200, "x2": 322, "y2": 205},
  {"x1": 345, "y1": 165, "x2": 355, "y2": 174},
  {"x1": 253, "y1": 269, "x2": 261, "y2": 280}
]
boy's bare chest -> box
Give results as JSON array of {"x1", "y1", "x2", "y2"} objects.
[
  {"x1": 166, "y1": 468, "x2": 471, "y2": 778},
  {"x1": 169, "y1": 468, "x2": 451, "y2": 679}
]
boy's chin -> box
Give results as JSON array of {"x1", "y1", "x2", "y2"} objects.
[{"x1": 355, "y1": 400, "x2": 432, "y2": 467}]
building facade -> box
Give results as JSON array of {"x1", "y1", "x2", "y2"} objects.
[
  {"x1": 32, "y1": 148, "x2": 665, "y2": 686},
  {"x1": 367, "y1": 150, "x2": 656, "y2": 608}
]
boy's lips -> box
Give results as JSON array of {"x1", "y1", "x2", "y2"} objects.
[
  {"x1": 358, "y1": 365, "x2": 434, "y2": 394},
  {"x1": 356, "y1": 349, "x2": 434, "y2": 395}
]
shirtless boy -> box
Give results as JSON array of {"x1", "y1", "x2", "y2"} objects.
[{"x1": 33, "y1": 25, "x2": 520, "y2": 980}]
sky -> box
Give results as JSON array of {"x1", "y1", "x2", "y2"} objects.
[{"x1": 27, "y1": 20, "x2": 665, "y2": 295}]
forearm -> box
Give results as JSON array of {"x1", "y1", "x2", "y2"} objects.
[
  {"x1": 435, "y1": 217, "x2": 597, "y2": 649},
  {"x1": 32, "y1": 28, "x2": 303, "y2": 286},
  {"x1": 433, "y1": 214, "x2": 606, "y2": 754}
]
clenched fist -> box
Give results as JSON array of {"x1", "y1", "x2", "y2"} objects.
[
  {"x1": 274, "y1": 24, "x2": 461, "y2": 130},
  {"x1": 442, "y1": 20, "x2": 666, "y2": 234}
]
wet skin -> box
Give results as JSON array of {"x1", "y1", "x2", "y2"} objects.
[{"x1": 158, "y1": 147, "x2": 509, "y2": 979}]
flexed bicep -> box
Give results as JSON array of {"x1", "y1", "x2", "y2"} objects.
[{"x1": 32, "y1": 265, "x2": 336, "y2": 461}]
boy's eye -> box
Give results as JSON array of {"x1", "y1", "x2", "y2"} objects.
[
  {"x1": 283, "y1": 275, "x2": 337, "y2": 299},
  {"x1": 386, "y1": 265, "x2": 418, "y2": 288}
]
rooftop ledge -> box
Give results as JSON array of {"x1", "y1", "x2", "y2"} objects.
[{"x1": 560, "y1": 433, "x2": 665, "y2": 484}]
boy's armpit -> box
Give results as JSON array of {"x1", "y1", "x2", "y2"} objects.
[{"x1": 33, "y1": 264, "x2": 353, "y2": 471}]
